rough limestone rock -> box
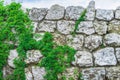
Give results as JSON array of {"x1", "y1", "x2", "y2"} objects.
[
  {"x1": 93, "y1": 47, "x2": 117, "y2": 66},
  {"x1": 57, "y1": 20, "x2": 75, "y2": 34},
  {"x1": 45, "y1": 4, "x2": 65, "y2": 20},
  {"x1": 116, "y1": 48, "x2": 120, "y2": 64},
  {"x1": 104, "y1": 33, "x2": 120, "y2": 46},
  {"x1": 115, "y1": 7, "x2": 120, "y2": 19},
  {"x1": 81, "y1": 67, "x2": 106, "y2": 80},
  {"x1": 37, "y1": 21, "x2": 56, "y2": 32},
  {"x1": 8, "y1": 49, "x2": 18, "y2": 68},
  {"x1": 65, "y1": 6, "x2": 84, "y2": 20},
  {"x1": 25, "y1": 67, "x2": 33, "y2": 80},
  {"x1": 96, "y1": 9, "x2": 114, "y2": 21},
  {"x1": 66, "y1": 35, "x2": 84, "y2": 50},
  {"x1": 85, "y1": 35, "x2": 102, "y2": 51},
  {"x1": 108, "y1": 20, "x2": 120, "y2": 34},
  {"x1": 32, "y1": 22, "x2": 38, "y2": 33},
  {"x1": 94, "y1": 20, "x2": 108, "y2": 35},
  {"x1": 32, "y1": 66, "x2": 46, "y2": 80},
  {"x1": 25, "y1": 50, "x2": 43, "y2": 64},
  {"x1": 85, "y1": 1, "x2": 95, "y2": 20},
  {"x1": 76, "y1": 21, "x2": 95, "y2": 35},
  {"x1": 74, "y1": 51, "x2": 93, "y2": 67},
  {"x1": 106, "y1": 66, "x2": 120, "y2": 80},
  {"x1": 29, "y1": 8, "x2": 48, "y2": 21},
  {"x1": 33, "y1": 33, "x2": 44, "y2": 41}
]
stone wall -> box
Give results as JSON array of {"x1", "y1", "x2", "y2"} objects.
[{"x1": 3, "y1": 1, "x2": 120, "y2": 80}]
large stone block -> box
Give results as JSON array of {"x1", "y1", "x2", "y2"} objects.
[{"x1": 116, "y1": 48, "x2": 120, "y2": 64}]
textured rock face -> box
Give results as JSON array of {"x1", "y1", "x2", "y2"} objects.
[
  {"x1": 74, "y1": 51, "x2": 93, "y2": 67},
  {"x1": 33, "y1": 33, "x2": 44, "y2": 41},
  {"x1": 96, "y1": 9, "x2": 114, "y2": 21},
  {"x1": 25, "y1": 68, "x2": 33, "y2": 80},
  {"x1": 104, "y1": 33, "x2": 120, "y2": 46},
  {"x1": 65, "y1": 6, "x2": 84, "y2": 20},
  {"x1": 45, "y1": 4, "x2": 65, "y2": 20},
  {"x1": 93, "y1": 47, "x2": 117, "y2": 66},
  {"x1": 76, "y1": 21, "x2": 95, "y2": 35},
  {"x1": 116, "y1": 48, "x2": 120, "y2": 63},
  {"x1": 82, "y1": 67, "x2": 106, "y2": 80},
  {"x1": 115, "y1": 7, "x2": 120, "y2": 19},
  {"x1": 57, "y1": 20, "x2": 75, "y2": 34},
  {"x1": 29, "y1": 8, "x2": 48, "y2": 21}
]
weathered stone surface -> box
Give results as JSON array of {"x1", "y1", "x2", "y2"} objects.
[
  {"x1": 108, "y1": 20, "x2": 120, "y2": 34},
  {"x1": 106, "y1": 66, "x2": 120, "y2": 80},
  {"x1": 85, "y1": 35, "x2": 102, "y2": 51},
  {"x1": 96, "y1": 9, "x2": 114, "y2": 21},
  {"x1": 32, "y1": 66, "x2": 46, "y2": 80},
  {"x1": 104, "y1": 33, "x2": 120, "y2": 46},
  {"x1": 76, "y1": 21, "x2": 95, "y2": 35},
  {"x1": 8, "y1": 49, "x2": 18, "y2": 68},
  {"x1": 116, "y1": 48, "x2": 120, "y2": 63},
  {"x1": 57, "y1": 20, "x2": 75, "y2": 34},
  {"x1": 93, "y1": 47, "x2": 117, "y2": 66},
  {"x1": 115, "y1": 7, "x2": 120, "y2": 19},
  {"x1": 33, "y1": 33, "x2": 44, "y2": 41},
  {"x1": 65, "y1": 6, "x2": 84, "y2": 20},
  {"x1": 32, "y1": 22, "x2": 38, "y2": 33},
  {"x1": 74, "y1": 51, "x2": 93, "y2": 67},
  {"x1": 66, "y1": 35, "x2": 84, "y2": 50},
  {"x1": 45, "y1": 4, "x2": 65, "y2": 20},
  {"x1": 37, "y1": 21, "x2": 56, "y2": 32},
  {"x1": 82, "y1": 67, "x2": 106, "y2": 80},
  {"x1": 25, "y1": 50, "x2": 43, "y2": 64},
  {"x1": 29, "y1": 8, "x2": 48, "y2": 21},
  {"x1": 94, "y1": 20, "x2": 108, "y2": 35},
  {"x1": 25, "y1": 67, "x2": 33, "y2": 80}
]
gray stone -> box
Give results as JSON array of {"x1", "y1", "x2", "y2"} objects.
[
  {"x1": 106, "y1": 66, "x2": 120, "y2": 80},
  {"x1": 32, "y1": 22, "x2": 38, "y2": 33},
  {"x1": 104, "y1": 33, "x2": 120, "y2": 46},
  {"x1": 29, "y1": 8, "x2": 48, "y2": 21},
  {"x1": 115, "y1": 8, "x2": 120, "y2": 19},
  {"x1": 116, "y1": 48, "x2": 120, "y2": 63},
  {"x1": 96, "y1": 9, "x2": 114, "y2": 21},
  {"x1": 93, "y1": 47, "x2": 117, "y2": 66},
  {"x1": 66, "y1": 35, "x2": 84, "y2": 50},
  {"x1": 74, "y1": 51, "x2": 93, "y2": 67},
  {"x1": 82, "y1": 67, "x2": 106, "y2": 80},
  {"x1": 25, "y1": 67, "x2": 33, "y2": 80},
  {"x1": 25, "y1": 50, "x2": 43, "y2": 64},
  {"x1": 37, "y1": 21, "x2": 56, "y2": 32},
  {"x1": 45, "y1": 4, "x2": 65, "y2": 20},
  {"x1": 33, "y1": 33, "x2": 44, "y2": 41},
  {"x1": 94, "y1": 20, "x2": 108, "y2": 35},
  {"x1": 85, "y1": 35, "x2": 102, "y2": 51},
  {"x1": 76, "y1": 21, "x2": 95, "y2": 35},
  {"x1": 57, "y1": 20, "x2": 75, "y2": 34},
  {"x1": 65, "y1": 6, "x2": 84, "y2": 20}
]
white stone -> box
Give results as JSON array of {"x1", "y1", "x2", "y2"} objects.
[
  {"x1": 96, "y1": 9, "x2": 114, "y2": 21},
  {"x1": 33, "y1": 33, "x2": 44, "y2": 41},
  {"x1": 115, "y1": 9, "x2": 120, "y2": 19},
  {"x1": 74, "y1": 51, "x2": 93, "y2": 67},
  {"x1": 116, "y1": 48, "x2": 120, "y2": 63},
  {"x1": 37, "y1": 21, "x2": 56, "y2": 32},
  {"x1": 57, "y1": 20, "x2": 75, "y2": 34},
  {"x1": 93, "y1": 47, "x2": 117, "y2": 66},
  {"x1": 76, "y1": 21, "x2": 95, "y2": 35},
  {"x1": 3, "y1": 65, "x2": 13, "y2": 78},
  {"x1": 45, "y1": 4, "x2": 65, "y2": 20},
  {"x1": 104, "y1": 33, "x2": 120, "y2": 46},
  {"x1": 65, "y1": 6, "x2": 84, "y2": 20},
  {"x1": 85, "y1": 35, "x2": 102, "y2": 51},
  {"x1": 25, "y1": 68, "x2": 33, "y2": 80}
]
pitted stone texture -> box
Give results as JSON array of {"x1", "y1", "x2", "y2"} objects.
[
  {"x1": 25, "y1": 50, "x2": 43, "y2": 64},
  {"x1": 57, "y1": 20, "x2": 75, "y2": 34},
  {"x1": 85, "y1": 35, "x2": 102, "y2": 51},
  {"x1": 58, "y1": 67, "x2": 79, "y2": 80},
  {"x1": 32, "y1": 22, "x2": 38, "y2": 33},
  {"x1": 94, "y1": 20, "x2": 108, "y2": 35},
  {"x1": 104, "y1": 33, "x2": 120, "y2": 46},
  {"x1": 29, "y1": 8, "x2": 48, "y2": 21},
  {"x1": 106, "y1": 66, "x2": 120, "y2": 80},
  {"x1": 74, "y1": 51, "x2": 93, "y2": 67},
  {"x1": 65, "y1": 6, "x2": 84, "y2": 20},
  {"x1": 82, "y1": 67, "x2": 106, "y2": 80},
  {"x1": 37, "y1": 21, "x2": 56, "y2": 32},
  {"x1": 66, "y1": 35, "x2": 84, "y2": 50},
  {"x1": 96, "y1": 9, "x2": 114, "y2": 21},
  {"x1": 8, "y1": 49, "x2": 18, "y2": 68},
  {"x1": 76, "y1": 21, "x2": 95, "y2": 35},
  {"x1": 85, "y1": 1, "x2": 95, "y2": 20},
  {"x1": 32, "y1": 66, "x2": 46, "y2": 80},
  {"x1": 116, "y1": 48, "x2": 120, "y2": 63},
  {"x1": 115, "y1": 8, "x2": 120, "y2": 19},
  {"x1": 108, "y1": 20, "x2": 120, "y2": 34},
  {"x1": 45, "y1": 4, "x2": 65, "y2": 20},
  {"x1": 25, "y1": 67, "x2": 33, "y2": 80},
  {"x1": 93, "y1": 47, "x2": 117, "y2": 66},
  {"x1": 33, "y1": 33, "x2": 44, "y2": 41}
]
